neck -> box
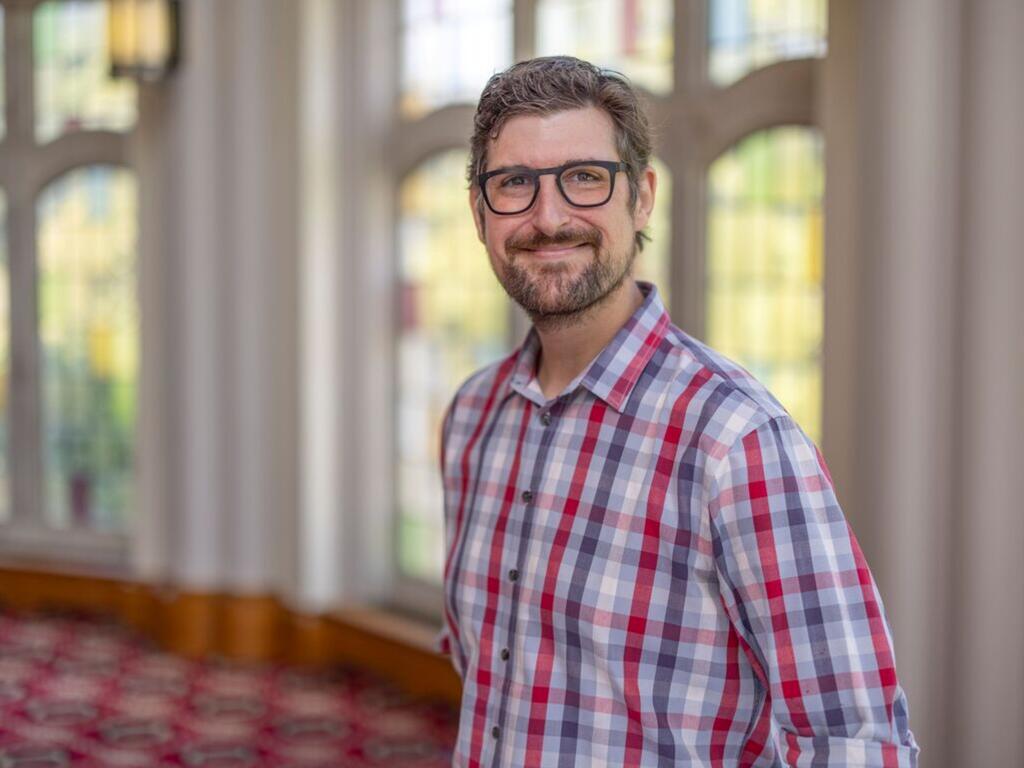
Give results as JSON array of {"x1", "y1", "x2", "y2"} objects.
[{"x1": 533, "y1": 278, "x2": 644, "y2": 400}]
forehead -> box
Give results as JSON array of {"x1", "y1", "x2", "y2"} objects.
[{"x1": 486, "y1": 106, "x2": 619, "y2": 169}]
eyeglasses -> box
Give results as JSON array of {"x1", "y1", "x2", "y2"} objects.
[{"x1": 477, "y1": 160, "x2": 628, "y2": 215}]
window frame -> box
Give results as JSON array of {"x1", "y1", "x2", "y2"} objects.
[{"x1": 0, "y1": 0, "x2": 137, "y2": 568}]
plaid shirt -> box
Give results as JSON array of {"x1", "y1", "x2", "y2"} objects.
[{"x1": 440, "y1": 283, "x2": 917, "y2": 767}]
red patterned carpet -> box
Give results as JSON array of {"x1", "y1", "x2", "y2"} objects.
[{"x1": 0, "y1": 612, "x2": 457, "y2": 766}]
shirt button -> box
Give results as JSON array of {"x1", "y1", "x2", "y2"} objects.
[
  {"x1": 521, "y1": 490, "x2": 534, "y2": 503},
  {"x1": 540, "y1": 411, "x2": 552, "y2": 426},
  {"x1": 500, "y1": 647, "x2": 510, "y2": 661},
  {"x1": 492, "y1": 725, "x2": 501, "y2": 739},
  {"x1": 508, "y1": 568, "x2": 519, "y2": 582}
]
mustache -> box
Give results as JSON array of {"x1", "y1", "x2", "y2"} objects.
[{"x1": 505, "y1": 228, "x2": 602, "y2": 253}]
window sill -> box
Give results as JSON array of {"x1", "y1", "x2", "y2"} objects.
[{"x1": 331, "y1": 603, "x2": 441, "y2": 654}]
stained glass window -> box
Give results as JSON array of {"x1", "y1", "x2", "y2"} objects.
[
  {"x1": 708, "y1": 0, "x2": 827, "y2": 87},
  {"x1": 633, "y1": 157, "x2": 671, "y2": 308},
  {"x1": 537, "y1": 0, "x2": 673, "y2": 94},
  {"x1": 401, "y1": 0, "x2": 513, "y2": 119},
  {"x1": 37, "y1": 166, "x2": 138, "y2": 530},
  {"x1": 0, "y1": 193, "x2": 8, "y2": 523},
  {"x1": 397, "y1": 150, "x2": 512, "y2": 582},
  {"x1": 34, "y1": 0, "x2": 138, "y2": 143},
  {"x1": 706, "y1": 127, "x2": 823, "y2": 441}
]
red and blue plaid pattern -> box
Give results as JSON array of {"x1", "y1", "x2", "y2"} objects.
[{"x1": 440, "y1": 283, "x2": 918, "y2": 767}]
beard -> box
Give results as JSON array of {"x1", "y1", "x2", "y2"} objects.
[{"x1": 495, "y1": 226, "x2": 636, "y2": 330}]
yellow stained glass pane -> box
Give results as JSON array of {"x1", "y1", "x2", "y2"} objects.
[
  {"x1": 37, "y1": 166, "x2": 138, "y2": 530},
  {"x1": 0, "y1": 193, "x2": 8, "y2": 522},
  {"x1": 401, "y1": 0, "x2": 513, "y2": 119},
  {"x1": 35, "y1": 0, "x2": 137, "y2": 143},
  {"x1": 708, "y1": 0, "x2": 827, "y2": 87},
  {"x1": 537, "y1": 0, "x2": 673, "y2": 94},
  {"x1": 633, "y1": 157, "x2": 671, "y2": 308},
  {"x1": 706, "y1": 127, "x2": 824, "y2": 442},
  {"x1": 397, "y1": 150, "x2": 512, "y2": 583}
]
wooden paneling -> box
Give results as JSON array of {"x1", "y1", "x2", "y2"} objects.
[{"x1": 0, "y1": 566, "x2": 461, "y2": 706}]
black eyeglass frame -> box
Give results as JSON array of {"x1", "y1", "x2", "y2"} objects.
[{"x1": 476, "y1": 160, "x2": 629, "y2": 215}]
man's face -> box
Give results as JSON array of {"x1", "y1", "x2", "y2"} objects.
[{"x1": 470, "y1": 106, "x2": 656, "y2": 325}]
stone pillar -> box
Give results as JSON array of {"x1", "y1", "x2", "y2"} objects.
[
  {"x1": 826, "y1": 1, "x2": 1024, "y2": 762},
  {"x1": 168, "y1": 0, "x2": 230, "y2": 589},
  {"x1": 951, "y1": 1, "x2": 1024, "y2": 763},
  {"x1": 139, "y1": 0, "x2": 300, "y2": 598}
]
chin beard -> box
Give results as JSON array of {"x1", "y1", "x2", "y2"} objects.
[{"x1": 497, "y1": 243, "x2": 636, "y2": 331}]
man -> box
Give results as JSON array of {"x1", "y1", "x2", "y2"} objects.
[{"x1": 439, "y1": 56, "x2": 917, "y2": 767}]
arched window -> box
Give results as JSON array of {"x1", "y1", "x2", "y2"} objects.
[
  {"x1": 373, "y1": 0, "x2": 827, "y2": 609},
  {"x1": 0, "y1": 0, "x2": 138, "y2": 556},
  {"x1": 396, "y1": 149, "x2": 513, "y2": 583},
  {"x1": 37, "y1": 166, "x2": 138, "y2": 530},
  {"x1": 706, "y1": 127, "x2": 824, "y2": 440}
]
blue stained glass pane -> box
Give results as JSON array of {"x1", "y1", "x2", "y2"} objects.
[
  {"x1": 708, "y1": 0, "x2": 827, "y2": 86},
  {"x1": 401, "y1": 0, "x2": 513, "y2": 118}
]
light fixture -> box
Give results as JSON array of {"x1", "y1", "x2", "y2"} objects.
[{"x1": 108, "y1": 0, "x2": 180, "y2": 82}]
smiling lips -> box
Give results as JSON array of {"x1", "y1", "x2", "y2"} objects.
[
  {"x1": 505, "y1": 227, "x2": 603, "y2": 259},
  {"x1": 522, "y1": 243, "x2": 590, "y2": 258}
]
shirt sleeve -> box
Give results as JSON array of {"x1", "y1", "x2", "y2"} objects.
[{"x1": 707, "y1": 415, "x2": 919, "y2": 767}]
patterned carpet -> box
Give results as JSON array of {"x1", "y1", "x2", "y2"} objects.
[{"x1": 0, "y1": 612, "x2": 457, "y2": 766}]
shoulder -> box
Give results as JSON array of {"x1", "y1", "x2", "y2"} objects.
[
  {"x1": 440, "y1": 349, "x2": 519, "y2": 453},
  {"x1": 655, "y1": 324, "x2": 797, "y2": 458},
  {"x1": 446, "y1": 350, "x2": 518, "y2": 421}
]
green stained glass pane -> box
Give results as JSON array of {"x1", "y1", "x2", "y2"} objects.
[
  {"x1": 537, "y1": 0, "x2": 673, "y2": 94},
  {"x1": 634, "y1": 157, "x2": 671, "y2": 308},
  {"x1": 34, "y1": 0, "x2": 137, "y2": 143},
  {"x1": 401, "y1": 0, "x2": 513, "y2": 119},
  {"x1": 706, "y1": 127, "x2": 824, "y2": 442},
  {"x1": 708, "y1": 0, "x2": 827, "y2": 87},
  {"x1": 0, "y1": 193, "x2": 8, "y2": 522},
  {"x1": 397, "y1": 150, "x2": 512, "y2": 583},
  {"x1": 38, "y1": 166, "x2": 138, "y2": 531}
]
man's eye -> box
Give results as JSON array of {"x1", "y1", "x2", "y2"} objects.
[
  {"x1": 566, "y1": 169, "x2": 602, "y2": 183},
  {"x1": 500, "y1": 174, "x2": 531, "y2": 188}
]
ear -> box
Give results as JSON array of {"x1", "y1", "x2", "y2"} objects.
[
  {"x1": 469, "y1": 188, "x2": 486, "y2": 243},
  {"x1": 631, "y1": 164, "x2": 657, "y2": 232}
]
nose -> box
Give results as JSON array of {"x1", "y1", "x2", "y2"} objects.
[{"x1": 529, "y1": 174, "x2": 572, "y2": 235}]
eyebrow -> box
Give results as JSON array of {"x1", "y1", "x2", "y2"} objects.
[{"x1": 487, "y1": 158, "x2": 607, "y2": 173}]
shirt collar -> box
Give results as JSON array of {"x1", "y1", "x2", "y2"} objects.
[{"x1": 506, "y1": 281, "x2": 671, "y2": 413}]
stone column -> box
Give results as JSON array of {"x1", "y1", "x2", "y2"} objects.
[{"x1": 951, "y1": 1, "x2": 1024, "y2": 763}]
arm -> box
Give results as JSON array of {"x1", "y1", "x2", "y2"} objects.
[
  {"x1": 437, "y1": 398, "x2": 464, "y2": 677},
  {"x1": 708, "y1": 416, "x2": 918, "y2": 767}
]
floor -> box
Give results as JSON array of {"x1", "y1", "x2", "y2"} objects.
[{"x1": 0, "y1": 611, "x2": 458, "y2": 766}]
